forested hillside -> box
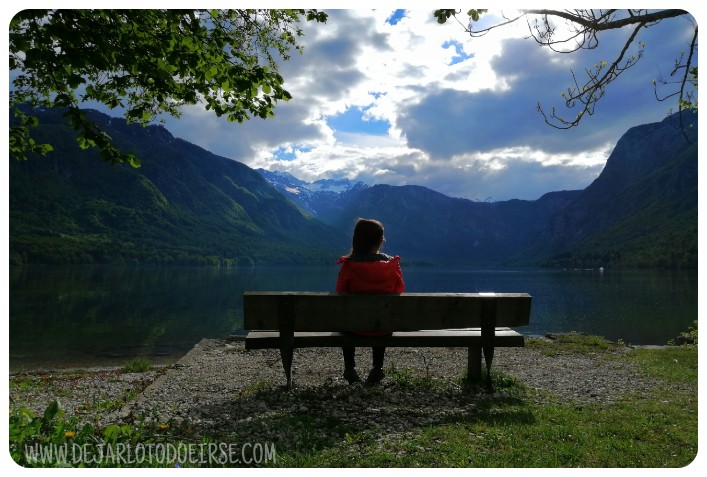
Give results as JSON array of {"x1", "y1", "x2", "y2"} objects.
[
  {"x1": 9, "y1": 108, "x2": 345, "y2": 266},
  {"x1": 535, "y1": 111, "x2": 697, "y2": 269}
]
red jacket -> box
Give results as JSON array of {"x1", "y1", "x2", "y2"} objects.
[
  {"x1": 336, "y1": 255, "x2": 404, "y2": 335},
  {"x1": 336, "y1": 255, "x2": 405, "y2": 294}
]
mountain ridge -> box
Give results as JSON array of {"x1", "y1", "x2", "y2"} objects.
[
  {"x1": 9, "y1": 108, "x2": 697, "y2": 268},
  {"x1": 257, "y1": 112, "x2": 696, "y2": 268},
  {"x1": 9, "y1": 107, "x2": 347, "y2": 266},
  {"x1": 531, "y1": 112, "x2": 697, "y2": 268}
]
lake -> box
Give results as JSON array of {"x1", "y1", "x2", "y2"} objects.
[{"x1": 8, "y1": 265, "x2": 698, "y2": 372}]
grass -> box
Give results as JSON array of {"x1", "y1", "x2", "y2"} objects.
[
  {"x1": 121, "y1": 357, "x2": 152, "y2": 373},
  {"x1": 629, "y1": 346, "x2": 698, "y2": 384},
  {"x1": 526, "y1": 333, "x2": 618, "y2": 356},
  {"x1": 274, "y1": 389, "x2": 697, "y2": 467},
  {"x1": 272, "y1": 336, "x2": 697, "y2": 468},
  {"x1": 10, "y1": 364, "x2": 158, "y2": 416},
  {"x1": 8, "y1": 335, "x2": 698, "y2": 468}
]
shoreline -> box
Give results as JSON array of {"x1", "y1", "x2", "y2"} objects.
[
  {"x1": 9, "y1": 353, "x2": 182, "y2": 376},
  {"x1": 8, "y1": 331, "x2": 673, "y2": 375}
]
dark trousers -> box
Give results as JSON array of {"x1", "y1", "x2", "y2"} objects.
[{"x1": 342, "y1": 347, "x2": 385, "y2": 369}]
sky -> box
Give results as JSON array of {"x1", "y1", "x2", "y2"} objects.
[
  {"x1": 6, "y1": 5, "x2": 700, "y2": 201},
  {"x1": 160, "y1": 6, "x2": 698, "y2": 201}
]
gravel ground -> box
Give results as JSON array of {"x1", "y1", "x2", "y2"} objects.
[
  {"x1": 10, "y1": 335, "x2": 665, "y2": 446},
  {"x1": 9, "y1": 367, "x2": 164, "y2": 420}
]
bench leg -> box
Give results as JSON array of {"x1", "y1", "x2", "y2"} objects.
[
  {"x1": 280, "y1": 346, "x2": 294, "y2": 390},
  {"x1": 483, "y1": 343, "x2": 495, "y2": 391},
  {"x1": 467, "y1": 346, "x2": 482, "y2": 381},
  {"x1": 468, "y1": 345, "x2": 494, "y2": 390}
]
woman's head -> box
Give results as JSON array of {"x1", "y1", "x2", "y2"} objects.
[{"x1": 351, "y1": 218, "x2": 385, "y2": 255}]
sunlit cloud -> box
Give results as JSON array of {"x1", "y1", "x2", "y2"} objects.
[{"x1": 139, "y1": 9, "x2": 695, "y2": 201}]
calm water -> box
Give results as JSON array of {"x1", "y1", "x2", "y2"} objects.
[{"x1": 8, "y1": 265, "x2": 698, "y2": 371}]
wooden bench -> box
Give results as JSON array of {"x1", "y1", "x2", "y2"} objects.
[{"x1": 244, "y1": 291, "x2": 532, "y2": 390}]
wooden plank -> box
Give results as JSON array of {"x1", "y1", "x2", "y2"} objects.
[
  {"x1": 244, "y1": 329, "x2": 525, "y2": 349},
  {"x1": 243, "y1": 292, "x2": 532, "y2": 331}
]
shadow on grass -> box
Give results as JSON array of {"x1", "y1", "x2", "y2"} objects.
[{"x1": 184, "y1": 371, "x2": 536, "y2": 460}]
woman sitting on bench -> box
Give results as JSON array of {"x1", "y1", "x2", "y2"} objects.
[{"x1": 336, "y1": 218, "x2": 405, "y2": 384}]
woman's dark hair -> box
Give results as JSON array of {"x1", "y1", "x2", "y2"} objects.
[{"x1": 350, "y1": 218, "x2": 384, "y2": 255}]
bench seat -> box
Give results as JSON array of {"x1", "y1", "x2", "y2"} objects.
[{"x1": 243, "y1": 291, "x2": 532, "y2": 390}]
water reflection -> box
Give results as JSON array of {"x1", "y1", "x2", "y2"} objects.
[
  {"x1": 8, "y1": 265, "x2": 697, "y2": 371},
  {"x1": 404, "y1": 267, "x2": 698, "y2": 344}
]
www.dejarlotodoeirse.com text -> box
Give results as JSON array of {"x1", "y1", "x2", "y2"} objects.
[{"x1": 23, "y1": 441, "x2": 277, "y2": 466}]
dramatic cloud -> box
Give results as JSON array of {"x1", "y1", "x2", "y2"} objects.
[{"x1": 107, "y1": 9, "x2": 703, "y2": 200}]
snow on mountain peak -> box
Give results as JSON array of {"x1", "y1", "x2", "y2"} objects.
[{"x1": 257, "y1": 169, "x2": 369, "y2": 217}]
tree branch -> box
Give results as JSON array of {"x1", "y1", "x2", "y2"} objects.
[
  {"x1": 448, "y1": 9, "x2": 696, "y2": 132},
  {"x1": 521, "y1": 9, "x2": 687, "y2": 31},
  {"x1": 538, "y1": 22, "x2": 646, "y2": 129}
]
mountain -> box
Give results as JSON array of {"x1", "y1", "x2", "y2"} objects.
[
  {"x1": 9, "y1": 107, "x2": 697, "y2": 269},
  {"x1": 323, "y1": 184, "x2": 582, "y2": 265},
  {"x1": 255, "y1": 171, "x2": 580, "y2": 263},
  {"x1": 256, "y1": 169, "x2": 368, "y2": 218},
  {"x1": 9, "y1": 107, "x2": 347, "y2": 266},
  {"x1": 262, "y1": 112, "x2": 695, "y2": 268},
  {"x1": 320, "y1": 111, "x2": 695, "y2": 268},
  {"x1": 533, "y1": 111, "x2": 698, "y2": 268}
]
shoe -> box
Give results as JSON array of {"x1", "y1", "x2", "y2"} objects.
[
  {"x1": 343, "y1": 367, "x2": 361, "y2": 384},
  {"x1": 366, "y1": 367, "x2": 385, "y2": 384}
]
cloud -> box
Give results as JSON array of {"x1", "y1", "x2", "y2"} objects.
[
  {"x1": 149, "y1": 9, "x2": 697, "y2": 201},
  {"x1": 413, "y1": 157, "x2": 605, "y2": 202},
  {"x1": 163, "y1": 99, "x2": 330, "y2": 162},
  {"x1": 396, "y1": 28, "x2": 680, "y2": 159},
  {"x1": 162, "y1": 10, "x2": 393, "y2": 160}
]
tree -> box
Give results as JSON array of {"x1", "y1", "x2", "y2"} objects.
[
  {"x1": 9, "y1": 9, "x2": 328, "y2": 166},
  {"x1": 434, "y1": 9, "x2": 697, "y2": 135}
]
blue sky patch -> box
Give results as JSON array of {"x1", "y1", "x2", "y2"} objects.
[
  {"x1": 442, "y1": 40, "x2": 473, "y2": 65},
  {"x1": 386, "y1": 10, "x2": 406, "y2": 25},
  {"x1": 273, "y1": 145, "x2": 313, "y2": 162},
  {"x1": 328, "y1": 107, "x2": 390, "y2": 135}
]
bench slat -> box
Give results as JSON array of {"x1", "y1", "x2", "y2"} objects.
[
  {"x1": 244, "y1": 292, "x2": 532, "y2": 332},
  {"x1": 245, "y1": 329, "x2": 525, "y2": 349}
]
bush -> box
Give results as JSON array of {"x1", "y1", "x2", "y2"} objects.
[
  {"x1": 122, "y1": 357, "x2": 151, "y2": 373},
  {"x1": 669, "y1": 320, "x2": 698, "y2": 345}
]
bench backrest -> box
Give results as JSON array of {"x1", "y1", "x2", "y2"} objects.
[{"x1": 244, "y1": 292, "x2": 532, "y2": 332}]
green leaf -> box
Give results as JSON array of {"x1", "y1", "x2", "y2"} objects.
[
  {"x1": 127, "y1": 153, "x2": 141, "y2": 168},
  {"x1": 103, "y1": 424, "x2": 121, "y2": 442},
  {"x1": 434, "y1": 9, "x2": 456, "y2": 24},
  {"x1": 18, "y1": 407, "x2": 36, "y2": 420},
  {"x1": 67, "y1": 74, "x2": 84, "y2": 89},
  {"x1": 77, "y1": 135, "x2": 95, "y2": 149},
  {"x1": 42, "y1": 401, "x2": 61, "y2": 422},
  {"x1": 468, "y1": 9, "x2": 488, "y2": 22}
]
